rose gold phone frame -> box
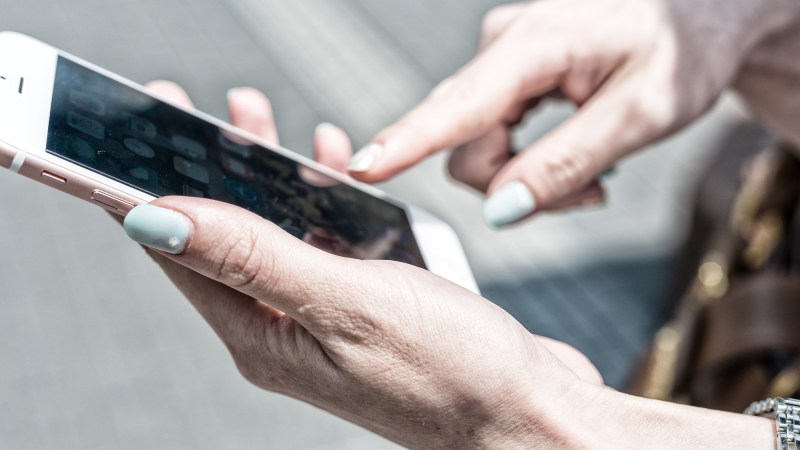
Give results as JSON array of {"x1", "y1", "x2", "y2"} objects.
[
  {"x1": 0, "y1": 140, "x2": 13, "y2": 169},
  {"x1": 0, "y1": 139, "x2": 145, "y2": 215}
]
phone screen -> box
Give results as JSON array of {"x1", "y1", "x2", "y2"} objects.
[{"x1": 45, "y1": 56, "x2": 426, "y2": 268}]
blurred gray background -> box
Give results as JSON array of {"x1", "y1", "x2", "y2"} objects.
[{"x1": 0, "y1": 0, "x2": 751, "y2": 448}]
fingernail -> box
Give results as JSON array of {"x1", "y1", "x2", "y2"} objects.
[
  {"x1": 483, "y1": 181, "x2": 537, "y2": 228},
  {"x1": 348, "y1": 143, "x2": 384, "y2": 172},
  {"x1": 123, "y1": 205, "x2": 193, "y2": 254},
  {"x1": 315, "y1": 122, "x2": 336, "y2": 135},
  {"x1": 226, "y1": 87, "x2": 243, "y2": 100}
]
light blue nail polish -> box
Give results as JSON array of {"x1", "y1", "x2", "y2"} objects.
[
  {"x1": 226, "y1": 87, "x2": 243, "y2": 101},
  {"x1": 123, "y1": 205, "x2": 193, "y2": 254},
  {"x1": 483, "y1": 181, "x2": 537, "y2": 228},
  {"x1": 315, "y1": 122, "x2": 336, "y2": 135},
  {"x1": 348, "y1": 144, "x2": 384, "y2": 172}
]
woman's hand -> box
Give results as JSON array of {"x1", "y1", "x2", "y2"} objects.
[
  {"x1": 123, "y1": 82, "x2": 775, "y2": 448},
  {"x1": 346, "y1": 0, "x2": 800, "y2": 227},
  {"x1": 131, "y1": 82, "x2": 604, "y2": 447}
]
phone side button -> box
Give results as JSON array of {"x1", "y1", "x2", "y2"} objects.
[
  {"x1": 41, "y1": 171, "x2": 67, "y2": 185},
  {"x1": 91, "y1": 190, "x2": 136, "y2": 213}
]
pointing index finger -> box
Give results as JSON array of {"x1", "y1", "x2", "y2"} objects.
[{"x1": 349, "y1": 30, "x2": 568, "y2": 182}]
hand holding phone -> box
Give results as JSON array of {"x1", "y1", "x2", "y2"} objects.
[
  {"x1": 0, "y1": 32, "x2": 477, "y2": 292},
  {"x1": 117, "y1": 80, "x2": 603, "y2": 447}
]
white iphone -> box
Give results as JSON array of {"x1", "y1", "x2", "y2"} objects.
[{"x1": 0, "y1": 32, "x2": 479, "y2": 293}]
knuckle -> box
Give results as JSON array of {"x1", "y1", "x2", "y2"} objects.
[
  {"x1": 481, "y1": 3, "x2": 525, "y2": 38},
  {"x1": 228, "y1": 320, "x2": 297, "y2": 393},
  {"x1": 623, "y1": 84, "x2": 678, "y2": 136},
  {"x1": 535, "y1": 149, "x2": 595, "y2": 201},
  {"x1": 480, "y1": 7, "x2": 505, "y2": 37},
  {"x1": 632, "y1": 99, "x2": 669, "y2": 134},
  {"x1": 231, "y1": 347, "x2": 271, "y2": 389},
  {"x1": 213, "y1": 225, "x2": 276, "y2": 296},
  {"x1": 232, "y1": 350, "x2": 292, "y2": 395},
  {"x1": 227, "y1": 325, "x2": 274, "y2": 389}
]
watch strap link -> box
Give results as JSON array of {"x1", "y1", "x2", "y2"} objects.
[{"x1": 745, "y1": 398, "x2": 800, "y2": 450}]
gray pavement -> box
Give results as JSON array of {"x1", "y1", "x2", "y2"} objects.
[{"x1": 0, "y1": 0, "x2": 750, "y2": 448}]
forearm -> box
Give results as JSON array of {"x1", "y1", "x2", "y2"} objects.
[
  {"x1": 595, "y1": 390, "x2": 774, "y2": 449},
  {"x1": 460, "y1": 379, "x2": 772, "y2": 449}
]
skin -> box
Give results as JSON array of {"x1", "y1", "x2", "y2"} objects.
[
  {"x1": 127, "y1": 0, "x2": 800, "y2": 445},
  {"x1": 349, "y1": 0, "x2": 800, "y2": 221},
  {"x1": 135, "y1": 81, "x2": 772, "y2": 448}
]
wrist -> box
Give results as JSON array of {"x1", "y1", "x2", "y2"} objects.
[
  {"x1": 495, "y1": 378, "x2": 775, "y2": 449},
  {"x1": 576, "y1": 384, "x2": 775, "y2": 449},
  {"x1": 459, "y1": 371, "x2": 775, "y2": 449}
]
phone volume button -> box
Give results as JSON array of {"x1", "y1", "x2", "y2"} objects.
[
  {"x1": 41, "y1": 171, "x2": 67, "y2": 185},
  {"x1": 91, "y1": 190, "x2": 136, "y2": 213}
]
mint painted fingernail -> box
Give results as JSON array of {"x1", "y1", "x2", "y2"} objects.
[
  {"x1": 123, "y1": 205, "x2": 193, "y2": 254},
  {"x1": 315, "y1": 122, "x2": 336, "y2": 135},
  {"x1": 483, "y1": 182, "x2": 537, "y2": 228},
  {"x1": 348, "y1": 143, "x2": 384, "y2": 172},
  {"x1": 226, "y1": 87, "x2": 244, "y2": 100}
]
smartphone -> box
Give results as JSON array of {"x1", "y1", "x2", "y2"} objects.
[{"x1": 0, "y1": 32, "x2": 478, "y2": 293}]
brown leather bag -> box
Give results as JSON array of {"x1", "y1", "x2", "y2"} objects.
[{"x1": 629, "y1": 126, "x2": 800, "y2": 413}]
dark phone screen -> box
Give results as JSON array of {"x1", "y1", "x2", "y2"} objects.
[{"x1": 45, "y1": 56, "x2": 426, "y2": 267}]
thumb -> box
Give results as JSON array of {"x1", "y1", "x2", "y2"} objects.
[{"x1": 122, "y1": 197, "x2": 367, "y2": 333}]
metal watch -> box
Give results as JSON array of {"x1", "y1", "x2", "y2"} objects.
[{"x1": 745, "y1": 398, "x2": 800, "y2": 450}]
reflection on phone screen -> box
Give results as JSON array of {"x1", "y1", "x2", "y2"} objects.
[{"x1": 46, "y1": 57, "x2": 426, "y2": 268}]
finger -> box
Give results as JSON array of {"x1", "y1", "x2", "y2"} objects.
[
  {"x1": 547, "y1": 182, "x2": 606, "y2": 212},
  {"x1": 348, "y1": 30, "x2": 568, "y2": 182},
  {"x1": 448, "y1": 133, "x2": 606, "y2": 209},
  {"x1": 106, "y1": 80, "x2": 192, "y2": 221},
  {"x1": 313, "y1": 122, "x2": 353, "y2": 174},
  {"x1": 446, "y1": 95, "x2": 543, "y2": 192},
  {"x1": 135, "y1": 83, "x2": 283, "y2": 341},
  {"x1": 227, "y1": 87, "x2": 279, "y2": 145},
  {"x1": 447, "y1": 126, "x2": 513, "y2": 192},
  {"x1": 479, "y1": 2, "x2": 528, "y2": 52},
  {"x1": 483, "y1": 73, "x2": 672, "y2": 227},
  {"x1": 122, "y1": 197, "x2": 366, "y2": 334},
  {"x1": 146, "y1": 80, "x2": 195, "y2": 109}
]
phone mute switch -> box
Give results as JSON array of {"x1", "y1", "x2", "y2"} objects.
[
  {"x1": 41, "y1": 171, "x2": 67, "y2": 184},
  {"x1": 92, "y1": 190, "x2": 135, "y2": 213}
]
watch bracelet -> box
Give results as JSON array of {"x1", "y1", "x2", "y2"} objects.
[{"x1": 744, "y1": 398, "x2": 800, "y2": 450}]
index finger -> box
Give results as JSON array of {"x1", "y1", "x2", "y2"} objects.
[{"x1": 348, "y1": 29, "x2": 567, "y2": 182}]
